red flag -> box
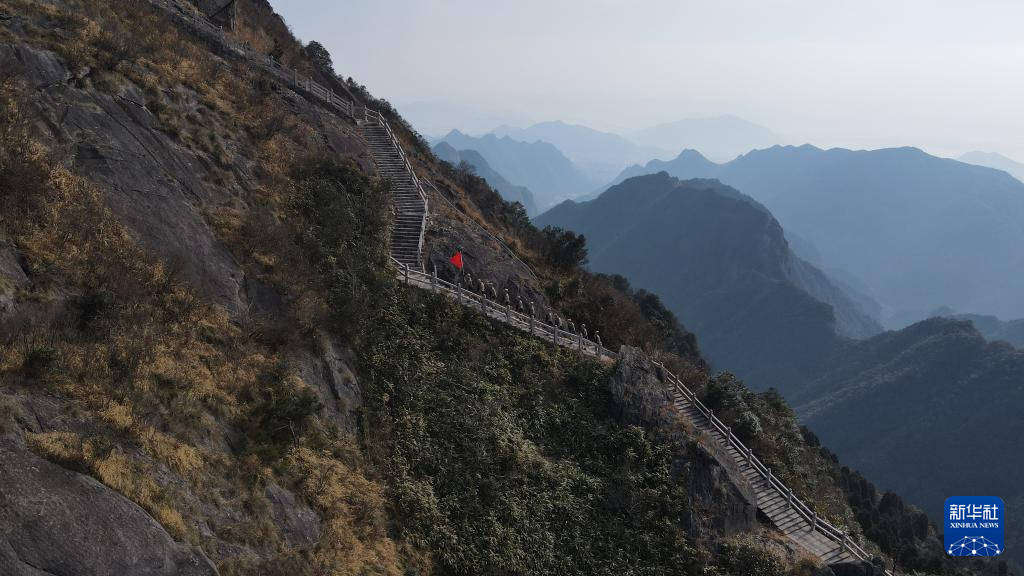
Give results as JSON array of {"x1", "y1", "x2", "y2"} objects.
[{"x1": 449, "y1": 251, "x2": 464, "y2": 270}]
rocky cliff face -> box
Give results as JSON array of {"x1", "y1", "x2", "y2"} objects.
[
  {"x1": 609, "y1": 347, "x2": 757, "y2": 542},
  {"x1": 0, "y1": 1, "x2": 377, "y2": 571}
]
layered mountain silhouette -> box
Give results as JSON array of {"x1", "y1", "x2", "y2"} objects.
[
  {"x1": 629, "y1": 115, "x2": 780, "y2": 162},
  {"x1": 432, "y1": 142, "x2": 539, "y2": 215},
  {"x1": 491, "y1": 121, "x2": 669, "y2": 184},
  {"x1": 791, "y1": 317, "x2": 1024, "y2": 560},
  {"x1": 536, "y1": 172, "x2": 882, "y2": 388},
  {"x1": 959, "y1": 150, "x2": 1024, "y2": 183},
  {"x1": 438, "y1": 129, "x2": 596, "y2": 211},
  {"x1": 611, "y1": 145, "x2": 1024, "y2": 321}
]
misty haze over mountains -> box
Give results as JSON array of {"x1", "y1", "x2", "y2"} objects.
[
  {"x1": 431, "y1": 115, "x2": 788, "y2": 209},
  {"x1": 432, "y1": 113, "x2": 1024, "y2": 328},
  {"x1": 959, "y1": 150, "x2": 1024, "y2": 183},
  {"x1": 432, "y1": 142, "x2": 540, "y2": 215},
  {"x1": 535, "y1": 173, "x2": 883, "y2": 386},
  {"x1": 490, "y1": 121, "x2": 670, "y2": 185},
  {"x1": 437, "y1": 129, "x2": 598, "y2": 211},
  {"x1": 610, "y1": 145, "x2": 1024, "y2": 323}
]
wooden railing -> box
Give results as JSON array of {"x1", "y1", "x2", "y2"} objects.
[
  {"x1": 650, "y1": 359, "x2": 888, "y2": 572},
  {"x1": 393, "y1": 258, "x2": 615, "y2": 360}
]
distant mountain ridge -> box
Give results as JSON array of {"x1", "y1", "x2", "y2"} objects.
[
  {"x1": 535, "y1": 172, "x2": 882, "y2": 388},
  {"x1": 610, "y1": 144, "x2": 1024, "y2": 320},
  {"x1": 791, "y1": 317, "x2": 1024, "y2": 561},
  {"x1": 959, "y1": 150, "x2": 1024, "y2": 183},
  {"x1": 432, "y1": 142, "x2": 540, "y2": 215},
  {"x1": 629, "y1": 115, "x2": 780, "y2": 162},
  {"x1": 490, "y1": 121, "x2": 670, "y2": 184},
  {"x1": 438, "y1": 129, "x2": 596, "y2": 211}
]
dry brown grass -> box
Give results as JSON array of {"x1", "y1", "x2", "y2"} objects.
[
  {"x1": 0, "y1": 393, "x2": 27, "y2": 437},
  {"x1": 287, "y1": 446, "x2": 412, "y2": 576},
  {"x1": 26, "y1": 430, "x2": 195, "y2": 540}
]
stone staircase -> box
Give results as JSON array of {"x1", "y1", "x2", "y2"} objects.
[
  {"x1": 358, "y1": 117, "x2": 427, "y2": 270},
  {"x1": 670, "y1": 387, "x2": 859, "y2": 565}
]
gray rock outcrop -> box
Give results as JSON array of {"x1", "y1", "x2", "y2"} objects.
[
  {"x1": 609, "y1": 347, "x2": 757, "y2": 540},
  {"x1": 0, "y1": 436, "x2": 219, "y2": 576}
]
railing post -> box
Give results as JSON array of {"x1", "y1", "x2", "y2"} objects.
[
  {"x1": 431, "y1": 266, "x2": 437, "y2": 292},
  {"x1": 404, "y1": 263, "x2": 409, "y2": 285},
  {"x1": 767, "y1": 467, "x2": 774, "y2": 485},
  {"x1": 787, "y1": 487, "x2": 794, "y2": 508},
  {"x1": 841, "y1": 533, "x2": 848, "y2": 552},
  {"x1": 529, "y1": 312, "x2": 535, "y2": 335},
  {"x1": 726, "y1": 427, "x2": 732, "y2": 446},
  {"x1": 456, "y1": 279, "x2": 462, "y2": 303},
  {"x1": 811, "y1": 512, "x2": 818, "y2": 532},
  {"x1": 553, "y1": 324, "x2": 558, "y2": 346}
]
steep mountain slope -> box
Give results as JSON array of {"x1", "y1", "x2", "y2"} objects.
[
  {"x1": 432, "y1": 141, "x2": 539, "y2": 215},
  {"x1": 491, "y1": 120, "x2": 668, "y2": 184},
  {"x1": 439, "y1": 129, "x2": 596, "y2": 210},
  {"x1": 629, "y1": 115, "x2": 780, "y2": 162},
  {"x1": 959, "y1": 150, "x2": 1024, "y2": 183},
  {"x1": 792, "y1": 318, "x2": 1024, "y2": 563},
  {"x1": 536, "y1": 173, "x2": 881, "y2": 388},
  {"x1": 612, "y1": 145, "x2": 1024, "y2": 320}
]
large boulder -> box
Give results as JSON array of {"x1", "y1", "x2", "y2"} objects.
[{"x1": 0, "y1": 436, "x2": 218, "y2": 576}]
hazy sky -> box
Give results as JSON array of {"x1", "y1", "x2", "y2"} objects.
[{"x1": 270, "y1": 0, "x2": 1024, "y2": 160}]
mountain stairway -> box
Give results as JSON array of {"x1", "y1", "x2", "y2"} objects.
[
  {"x1": 394, "y1": 263, "x2": 888, "y2": 572},
  {"x1": 357, "y1": 117, "x2": 427, "y2": 270},
  {"x1": 662, "y1": 374, "x2": 870, "y2": 567},
  {"x1": 140, "y1": 2, "x2": 887, "y2": 571}
]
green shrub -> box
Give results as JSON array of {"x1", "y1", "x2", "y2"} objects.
[
  {"x1": 24, "y1": 346, "x2": 60, "y2": 377},
  {"x1": 713, "y1": 543, "x2": 784, "y2": 576},
  {"x1": 240, "y1": 364, "x2": 322, "y2": 462}
]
